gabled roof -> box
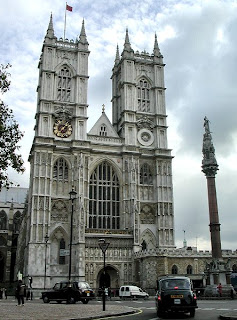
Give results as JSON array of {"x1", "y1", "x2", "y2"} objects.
[{"x1": 88, "y1": 111, "x2": 119, "y2": 138}]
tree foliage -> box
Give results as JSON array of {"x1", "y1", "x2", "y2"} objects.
[{"x1": 0, "y1": 64, "x2": 25, "y2": 191}]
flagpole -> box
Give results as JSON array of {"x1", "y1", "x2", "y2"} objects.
[{"x1": 64, "y1": 2, "x2": 67, "y2": 41}]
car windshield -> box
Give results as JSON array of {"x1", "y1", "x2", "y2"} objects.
[
  {"x1": 79, "y1": 282, "x2": 90, "y2": 289},
  {"x1": 161, "y1": 279, "x2": 190, "y2": 290}
]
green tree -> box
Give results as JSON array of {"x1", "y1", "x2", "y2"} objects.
[{"x1": 0, "y1": 64, "x2": 25, "y2": 191}]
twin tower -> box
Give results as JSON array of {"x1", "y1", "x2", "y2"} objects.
[{"x1": 23, "y1": 15, "x2": 175, "y2": 291}]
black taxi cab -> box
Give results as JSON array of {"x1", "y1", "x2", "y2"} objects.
[
  {"x1": 41, "y1": 281, "x2": 95, "y2": 304},
  {"x1": 155, "y1": 276, "x2": 197, "y2": 317}
]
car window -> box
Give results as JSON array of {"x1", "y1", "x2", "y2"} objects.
[
  {"x1": 161, "y1": 279, "x2": 190, "y2": 290},
  {"x1": 79, "y1": 282, "x2": 90, "y2": 289},
  {"x1": 121, "y1": 287, "x2": 124, "y2": 292},
  {"x1": 125, "y1": 287, "x2": 129, "y2": 291},
  {"x1": 61, "y1": 282, "x2": 68, "y2": 289},
  {"x1": 54, "y1": 283, "x2": 60, "y2": 290}
]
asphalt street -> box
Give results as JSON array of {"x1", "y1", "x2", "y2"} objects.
[{"x1": 0, "y1": 297, "x2": 237, "y2": 320}]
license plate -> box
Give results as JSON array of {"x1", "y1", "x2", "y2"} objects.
[
  {"x1": 87, "y1": 293, "x2": 90, "y2": 296},
  {"x1": 171, "y1": 295, "x2": 183, "y2": 298},
  {"x1": 174, "y1": 299, "x2": 181, "y2": 304}
]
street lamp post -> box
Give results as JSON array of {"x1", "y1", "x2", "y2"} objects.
[
  {"x1": 69, "y1": 187, "x2": 77, "y2": 281},
  {"x1": 44, "y1": 234, "x2": 49, "y2": 289},
  {"x1": 98, "y1": 238, "x2": 110, "y2": 311}
]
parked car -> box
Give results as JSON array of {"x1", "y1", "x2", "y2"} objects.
[
  {"x1": 41, "y1": 281, "x2": 95, "y2": 304},
  {"x1": 155, "y1": 276, "x2": 197, "y2": 317},
  {"x1": 119, "y1": 285, "x2": 149, "y2": 299}
]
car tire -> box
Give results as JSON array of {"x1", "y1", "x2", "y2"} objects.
[
  {"x1": 67, "y1": 296, "x2": 75, "y2": 304},
  {"x1": 43, "y1": 296, "x2": 49, "y2": 303},
  {"x1": 157, "y1": 308, "x2": 163, "y2": 317},
  {"x1": 190, "y1": 309, "x2": 196, "y2": 317},
  {"x1": 82, "y1": 298, "x2": 89, "y2": 304}
]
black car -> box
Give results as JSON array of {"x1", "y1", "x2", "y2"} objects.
[
  {"x1": 41, "y1": 281, "x2": 95, "y2": 304},
  {"x1": 155, "y1": 276, "x2": 198, "y2": 318}
]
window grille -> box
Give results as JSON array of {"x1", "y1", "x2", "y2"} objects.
[
  {"x1": 53, "y1": 158, "x2": 68, "y2": 181},
  {"x1": 89, "y1": 162, "x2": 120, "y2": 229},
  {"x1": 59, "y1": 238, "x2": 66, "y2": 265},
  {"x1": 140, "y1": 163, "x2": 153, "y2": 185},
  {"x1": 57, "y1": 66, "x2": 72, "y2": 102},
  {"x1": 137, "y1": 79, "x2": 150, "y2": 112}
]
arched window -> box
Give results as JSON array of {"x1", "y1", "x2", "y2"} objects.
[
  {"x1": 0, "y1": 211, "x2": 7, "y2": 230},
  {"x1": 53, "y1": 158, "x2": 68, "y2": 181},
  {"x1": 187, "y1": 265, "x2": 193, "y2": 275},
  {"x1": 232, "y1": 264, "x2": 237, "y2": 273},
  {"x1": 59, "y1": 238, "x2": 66, "y2": 265},
  {"x1": 57, "y1": 66, "x2": 72, "y2": 102},
  {"x1": 99, "y1": 124, "x2": 107, "y2": 136},
  {"x1": 140, "y1": 163, "x2": 153, "y2": 185},
  {"x1": 13, "y1": 211, "x2": 22, "y2": 233},
  {"x1": 89, "y1": 161, "x2": 120, "y2": 229},
  {"x1": 171, "y1": 265, "x2": 178, "y2": 274},
  {"x1": 137, "y1": 78, "x2": 150, "y2": 112}
]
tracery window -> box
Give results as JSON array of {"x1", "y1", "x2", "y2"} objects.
[
  {"x1": 13, "y1": 211, "x2": 22, "y2": 233},
  {"x1": 0, "y1": 211, "x2": 7, "y2": 230},
  {"x1": 140, "y1": 163, "x2": 153, "y2": 185},
  {"x1": 99, "y1": 124, "x2": 107, "y2": 136},
  {"x1": 57, "y1": 66, "x2": 72, "y2": 102},
  {"x1": 89, "y1": 161, "x2": 120, "y2": 229},
  {"x1": 171, "y1": 265, "x2": 178, "y2": 274},
  {"x1": 187, "y1": 265, "x2": 193, "y2": 275},
  {"x1": 59, "y1": 238, "x2": 66, "y2": 265},
  {"x1": 137, "y1": 78, "x2": 150, "y2": 112},
  {"x1": 53, "y1": 158, "x2": 68, "y2": 181}
]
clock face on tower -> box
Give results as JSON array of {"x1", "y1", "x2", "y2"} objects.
[{"x1": 53, "y1": 119, "x2": 72, "y2": 138}]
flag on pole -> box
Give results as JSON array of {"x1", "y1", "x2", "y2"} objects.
[{"x1": 66, "y1": 4, "x2": 73, "y2": 11}]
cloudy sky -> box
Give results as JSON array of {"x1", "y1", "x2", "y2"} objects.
[{"x1": 1, "y1": 0, "x2": 237, "y2": 251}]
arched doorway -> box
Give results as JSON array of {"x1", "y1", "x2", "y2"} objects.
[{"x1": 97, "y1": 266, "x2": 120, "y2": 293}]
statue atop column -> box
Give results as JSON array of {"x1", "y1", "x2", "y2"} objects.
[{"x1": 202, "y1": 117, "x2": 218, "y2": 177}]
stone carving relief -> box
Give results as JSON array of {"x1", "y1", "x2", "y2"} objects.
[
  {"x1": 140, "y1": 205, "x2": 155, "y2": 224},
  {"x1": 51, "y1": 200, "x2": 69, "y2": 222}
]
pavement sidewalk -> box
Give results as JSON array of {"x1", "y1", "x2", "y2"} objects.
[{"x1": 0, "y1": 299, "x2": 136, "y2": 320}]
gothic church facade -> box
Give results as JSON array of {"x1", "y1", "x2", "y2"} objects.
[{"x1": 24, "y1": 15, "x2": 175, "y2": 291}]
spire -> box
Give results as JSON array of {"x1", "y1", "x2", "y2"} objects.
[
  {"x1": 46, "y1": 13, "x2": 55, "y2": 39},
  {"x1": 102, "y1": 104, "x2": 105, "y2": 113},
  {"x1": 153, "y1": 33, "x2": 161, "y2": 57},
  {"x1": 124, "y1": 28, "x2": 132, "y2": 51},
  {"x1": 121, "y1": 28, "x2": 134, "y2": 58},
  {"x1": 78, "y1": 19, "x2": 89, "y2": 47},
  {"x1": 115, "y1": 45, "x2": 120, "y2": 65}
]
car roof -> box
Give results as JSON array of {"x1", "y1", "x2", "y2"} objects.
[{"x1": 159, "y1": 276, "x2": 191, "y2": 281}]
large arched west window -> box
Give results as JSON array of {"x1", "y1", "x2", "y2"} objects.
[
  {"x1": 89, "y1": 161, "x2": 120, "y2": 229},
  {"x1": 57, "y1": 66, "x2": 72, "y2": 102},
  {"x1": 53, "y1": 158, "x2": 69, "y2": 181},
  {"x1": 137, "y1": 78, "x2": 150, "y2": 112}
]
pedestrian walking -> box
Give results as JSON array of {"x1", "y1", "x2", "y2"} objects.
[
  {"x1": 217, "y1": 283, "x2": 222, "y2": 297},
  {"x1": 16, "y1": 280, "x2": 26, "y2": 306}
]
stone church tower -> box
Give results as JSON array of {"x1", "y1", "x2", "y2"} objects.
[{"x1": 24, "y1": 15, "x2": 175, "y2": 291}]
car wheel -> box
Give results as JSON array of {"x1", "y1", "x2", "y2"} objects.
[
  {"x1": 43, "y1": 296, "x2": 49, "y2": 303},
  {"x1": 157, "y1": 308, "x2": 163, "y2": 317},
  {"x1": 82, "y1": 298, "x2": 89, "y2": 304},
  {"x1": 67, "y1": 296, "x2": 75, "y2": 304},
  {"x1": 190, "y1": 309, "x2": 196, "y2": 317}
]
